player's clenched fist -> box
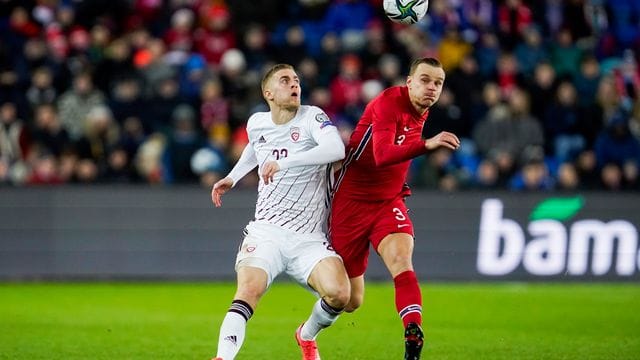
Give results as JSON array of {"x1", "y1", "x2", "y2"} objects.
[
  {"x1": 211, "y1": 177, "x2": 234, "y2": 207},
  {"x1": 425, "y1": 131, "x2": 460, "y2": 151},
  {"x1": 261, "y1": 161, "x2": 280, "y2": 185}
]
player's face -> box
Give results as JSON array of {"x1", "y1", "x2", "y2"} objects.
[
  {"x1": 264, "y1": 69, "x2": 301, "y2": 111},
  {"x1": 406, "y1": 63, "x2": 445, "y2": 113}
]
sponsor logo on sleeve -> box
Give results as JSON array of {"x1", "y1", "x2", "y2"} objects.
[
  {"x1": 315, "y1": 113, "x2": 329, "y2": 123},
  {"x1": 315, "y1": 112, "x2": 335, "y2": 129}
]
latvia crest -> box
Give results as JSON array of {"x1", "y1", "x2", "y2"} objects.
[{"x1": 290, "y1": 126, "x2": 300, "y2": 142}]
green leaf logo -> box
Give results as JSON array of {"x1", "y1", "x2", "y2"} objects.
[{"x1": 530, "y1": 197, "x2": 585, "y2": 221}]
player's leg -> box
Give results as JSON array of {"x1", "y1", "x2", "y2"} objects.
[
  {"x1": 300, "y1": 256, "x2": 350, "y2": 340},
  {"x1": 371, "y1": 197, "x2": 424, "y2": 360},
  {"x1": 215, "y1": 222, "x2": 284, "y2": 360},
  {"x1": 378, "y1": 232, "x2": 420, "y2": 320},
  {"x1": 378, "y1": 232, "x2": 424, "y2": 360},
  {"x1": 215, "y1": 266, "x2": 268, "y2": 360},
  {"x1": 344, "y1": 275, "x2": 364, "y2": 313},
  {"x1": 288, "y1": 232, "x2": 349, "y2": 360},
  {"x1": 329, "y1": 195, "x2": 372, "y2": 313}
]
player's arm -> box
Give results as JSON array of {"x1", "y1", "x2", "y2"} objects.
[
  {"x1": 279, "y1": 132, "x2": 344, "y2": 168},
  {"x1": 262, "y1": 111, "x2": 344, "y2": 184},
  {"x1": 370, "y1": 103, "x2": 429, "y2": 166},
  {"x1": 211, "y1": 143, "x2": 257, "y2": 207},
  {"x1": 424, "y1": 131, "x2": 461, "y2": 151},
  {"x1": 371, "y1": 105, "x2": 459, "y2": 167}
]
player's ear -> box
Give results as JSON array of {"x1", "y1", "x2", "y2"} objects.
[{"x1": 263, "y1": 89, "x2": 273, "y2": 101}]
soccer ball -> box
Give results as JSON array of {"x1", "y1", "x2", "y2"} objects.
[{"x1": 383, "y1": 0, "x2": 429, "y2": 25}]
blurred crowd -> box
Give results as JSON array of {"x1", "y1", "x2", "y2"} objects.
[{"x1": 0, "y1": 0, "x2": 639, "y2": 191}]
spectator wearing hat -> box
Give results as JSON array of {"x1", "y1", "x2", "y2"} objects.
[
  {"x1": 194, "y1": 3, "x2": 236, "y2": 68},
  {"x1": 163, "y1": 8, "x2": 196, "y2": 55},
  {"x1": 179, "y1": 53, "x2": 209, "y2": 101}
]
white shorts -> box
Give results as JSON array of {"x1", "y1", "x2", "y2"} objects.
[{"x1": 235, "y1": 221, "x2": 340, "y2": 288}]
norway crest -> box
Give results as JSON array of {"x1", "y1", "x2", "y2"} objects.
[{"x1": 290, "y1": 127, "x2": 300, "y2": 142}]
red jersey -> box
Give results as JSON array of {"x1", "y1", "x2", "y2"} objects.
[{"x1": 333, "y1": 86, "x2": 429, "y2": 201}]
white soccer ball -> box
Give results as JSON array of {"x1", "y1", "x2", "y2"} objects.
[{"x1": 383, "y1": 0, "x2": 429, "y2": 25}]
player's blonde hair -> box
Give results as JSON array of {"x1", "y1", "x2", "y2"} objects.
[
  {"x1": 409, "y1": 57, "x2": 442, "y2": 75},
  {"x1": 261, "y1": 64, "x2": 295, "y2": 93}
]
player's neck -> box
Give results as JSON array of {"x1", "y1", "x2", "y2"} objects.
[
  {"x1": 270, "y1": 106, "x2": 298, "y2": 125},
  {"x1": 410, "y1": 100, "x2": 428, "y2": 116}
]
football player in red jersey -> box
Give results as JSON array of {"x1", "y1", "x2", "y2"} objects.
[{"x1": 330, "y1": 57, "x2": 460, "y2": 360}]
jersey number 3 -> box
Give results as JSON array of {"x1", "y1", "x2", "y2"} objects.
[{"x1": 392, "y1": 207, "x2": 406, "y2": 221}]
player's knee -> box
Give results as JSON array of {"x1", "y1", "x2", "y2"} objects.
[
  {"x1": 234, "y1": 284, "x2": 265, "y2": 305},
  {"x1": 386, "y1": 254, "x2": 413, "y2": 274},
  {"x1": 344, "y1": 293, "x2": 363, "y2": 313},
  {"x1": 323, "y1": 283, "x2": 350, "y2": 309},
  {"x1": 330, "y1": 288, "x2": 351, "y2": 310}
]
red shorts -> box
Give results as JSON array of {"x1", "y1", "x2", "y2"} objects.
[{"x1": 329, "y1": 194, "x2": 414, "y2": 277}]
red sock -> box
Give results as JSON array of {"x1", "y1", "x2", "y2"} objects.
[{"x1": 393, "y1": 270, "x2": 422, "y2": 328}]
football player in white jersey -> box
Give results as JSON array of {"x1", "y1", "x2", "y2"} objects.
[{"x1": 210, "y1": 64, "x2": 349, "y2": 360}]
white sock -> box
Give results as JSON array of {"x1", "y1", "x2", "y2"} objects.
[
  {"x1": 300, "y1": 298, "x2": 343, "y2": 340},
  {"x1": 216, "y1": 300, "x2": 253, "y2": 360}
]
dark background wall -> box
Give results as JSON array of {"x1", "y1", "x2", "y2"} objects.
[{"x1": 1, "y1": 187, "x2": 638, "y2": 281}]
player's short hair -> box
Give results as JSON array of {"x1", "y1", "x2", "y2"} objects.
[
  {"x1": 409, "y1": 57, "x2": 443, "y2": 75},
  {"x1": 261, "y1": 64, "x2": 294, "y2": 92}
]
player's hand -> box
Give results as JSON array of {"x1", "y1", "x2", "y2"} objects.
[
  {"x1": 261, "y1": 161, "x2": 280, "y2": 185},
  {"x1": 425, "y1": 131, "x2": 460, "y2": 151},
  {"x1": 211, "y1": 177, "x2": 234, "y2": 207}
]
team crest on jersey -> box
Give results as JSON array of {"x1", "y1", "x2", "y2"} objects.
[
  {"x1": 242, "y1": 243, "x2": 257, "y2": 253},
  {"x1": 290, "y1": 127, "x2": 300, "y2": 142}
]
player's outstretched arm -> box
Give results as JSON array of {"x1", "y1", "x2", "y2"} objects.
[
  {"x1": 212, "y1": 143, "x2": 258, "y2": 205},
  {"x1": 211, "y1": 177, "x2": 234, "y2": 207},
  {"x1": 425, "y1": 131, "x2": 460, "y2": 151}
]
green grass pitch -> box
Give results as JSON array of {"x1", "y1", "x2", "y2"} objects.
[{"x1": 1, "y1": 282, "x2": 639, "y2": 359}]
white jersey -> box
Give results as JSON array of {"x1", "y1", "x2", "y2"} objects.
[{"x1": 245, "y1": 105, "x2": 341, "y2": 234}]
